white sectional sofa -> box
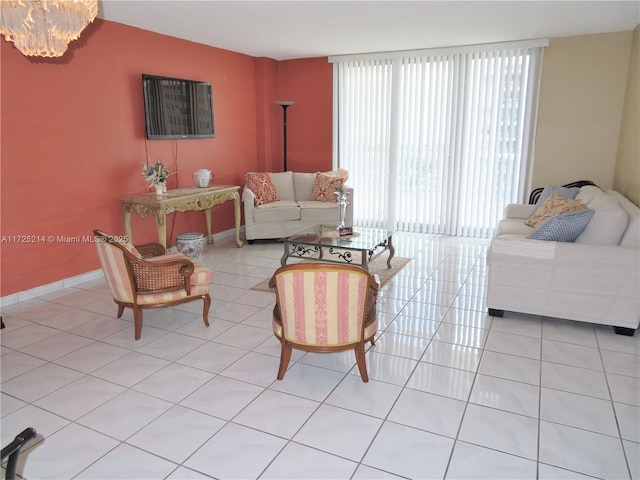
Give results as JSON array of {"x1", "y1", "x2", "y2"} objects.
[
  {"x1": 243, "y1": 171, "x2": 353, "y2": 243},
  {"x1": 487, "y1": 184, "x2": 640, "y2": 335}
]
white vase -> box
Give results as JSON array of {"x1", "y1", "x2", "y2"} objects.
[{"x1": 154, "y1": 184, "x2": 166, "y2": 195}]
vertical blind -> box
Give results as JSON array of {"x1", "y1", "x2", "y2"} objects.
[{"x1": 330, "y1": 40, "x2": 547, "y2": 238}]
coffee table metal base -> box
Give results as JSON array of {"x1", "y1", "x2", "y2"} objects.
[{"x1": 281, "y1": 227, "x2": 394, "y2": 271}]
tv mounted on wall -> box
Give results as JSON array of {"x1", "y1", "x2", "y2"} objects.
[{"x1": 142, "y1": 74, "x2": 215, "y2": 139}]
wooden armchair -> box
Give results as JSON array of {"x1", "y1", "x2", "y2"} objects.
[
  {"x1": 93, "y1": 230, "x2": 212, "y2": 340},
  {"x1": 269, "y1": 263, "x2": 380, "y2": 382}
]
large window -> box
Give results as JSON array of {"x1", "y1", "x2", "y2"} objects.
[{"x1": 331, "y1": 40, "x2": 547, "y2": 238}]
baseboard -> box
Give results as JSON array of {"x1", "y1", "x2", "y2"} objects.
[
  {"x1": 1, "y1": 269, "x2": 105, "y2": 308},
  {"x1": 0, "y1": 227, "x2": 243, "y2": 309}
]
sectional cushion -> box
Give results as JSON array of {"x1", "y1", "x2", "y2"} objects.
[
  {"x1": 575, "y1": 194, "x2": 629, "y2": 245},
  {"x1": 528, "y1": 209, "x2": 595, "y2": 242},
  {"x1": 576, "y1": 185, "x2": 605, "y2": 204},
  {"x1": 525, "y1": 193, "x2": 588, "y2": 228}
]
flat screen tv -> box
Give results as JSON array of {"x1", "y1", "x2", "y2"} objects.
[{"x1": 142, "y1": 74, "x2": 215, "y2": 139}]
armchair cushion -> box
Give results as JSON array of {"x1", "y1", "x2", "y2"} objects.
[
  {"x1": 157, "y1": 252, "x2": 214, "y2": 285},
  {"x1": 137, "y1": 284, "x2": 211, "y2": 305}
]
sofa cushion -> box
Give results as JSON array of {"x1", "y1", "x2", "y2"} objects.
[
  {"x1": 535, "y1": 185, "x2": 580, "y2": 206},
  {"x1": 298, "y1": 201, "x2": 339, "y2": 222},
  {"x1": 293, "y1": 172, "x2": 317, "y2": 201},
  {"x1": 268, "y1": 171, "x2": 295, "y2": 201},
  {"x1": 311, "y1": 168, "x2": 349, "y2": 202},
  {"x1": 525, "y1": 193, "x2": 588, "y2": 228},
  {"x1": 528, "y1": 209, "x2": 595, "y2": 242},
  {"x1": 245, "y1": 172, "x2": 279, "y2": 205},
  {"x1": 575, "y1": 194, "x2": 629, "y2": 245},
  {"x1": 253, "y1": 201, "x2": 300, "y2": 223},
  {"x1": 576, "y1": 185, "x2": 605, "y2": 204}
]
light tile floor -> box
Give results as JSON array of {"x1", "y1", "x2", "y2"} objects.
[{"x1": 1, "y1": 233, "x2": 639, "y2": 479}]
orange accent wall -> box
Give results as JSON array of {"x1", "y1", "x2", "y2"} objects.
[
  {"x1": 278, "y1": 57, "x2": 334, "y2": 173},
  {"x1": 1, "y1": 19, "x2": 333, "y2": 296}
]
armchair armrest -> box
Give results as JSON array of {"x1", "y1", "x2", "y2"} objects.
[
  {"x1": 128, "y1": 255, "x2": 195, "y2": 295},
  {"x1": 135, "y1": 242, "x2": 166, "y2": 258}
]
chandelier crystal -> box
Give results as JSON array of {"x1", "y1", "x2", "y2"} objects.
[{"x1": 0, "y1": 0, "x2": 98, "y2": 58}]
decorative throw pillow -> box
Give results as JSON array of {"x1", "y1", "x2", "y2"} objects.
[
  {"x1": 245, "y1": 172, "x2": 279, "y2": 205},
  {"x1": 535, "y1": 185, "x2": 580, "y2": 206},
  {"x1": 528, "y1": 209, "x2": 596, "y2": 242},
  {"x1": 525, "y1": 193, "x2": 588, "y2": 228},
  {"x1": 311, "y1": 168, "x2": 349, "y2": 202}
]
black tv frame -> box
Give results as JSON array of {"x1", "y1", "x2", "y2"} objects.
[{"x1": 142, "y1": 74, "x2": 215, "y2": 140}]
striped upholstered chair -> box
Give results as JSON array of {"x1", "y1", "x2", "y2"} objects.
[
  {"x1": 269, "y1": 263, "x2": 380, "y2": 382},
  {"x1": 93, "y1": 230, "x2": 212, "y2": 340}
]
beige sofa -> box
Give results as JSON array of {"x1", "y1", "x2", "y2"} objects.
[
  {"x1": 487, "y1": 185, "x2": 640, "y2": 335},
  {"x1": 242, "y1": 171, "x2": 353, "y2": 242}
]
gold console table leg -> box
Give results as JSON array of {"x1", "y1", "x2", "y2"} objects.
[
  {"x1": 205, "y1": 208, "x2": 214, "y2": 244},
  {"x1": 156, "y1": 212, "x2": 167, "y2": 249},
  {"x1": 123, "y1": 208, "x2": 133, "y2": 244},
  {"x1": 233, "y1": 192, "x2": 244, "y2": 247}
]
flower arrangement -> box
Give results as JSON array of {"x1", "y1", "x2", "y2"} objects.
[
  {"x1": 332, "y1": 168, "x2": 349, "y2": 193},
  {"x1": 142, "y1": 161, "x2": 171, "y2": 186}
]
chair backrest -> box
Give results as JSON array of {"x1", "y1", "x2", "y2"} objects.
[
  {"x1": 272, "y1": 263, "x2": 374, "y2": 347},
  {"x1": 94, "y1": 230, "x2": 135, "y2": 303}
]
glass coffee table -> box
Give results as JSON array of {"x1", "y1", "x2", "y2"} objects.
[{"x1": 281, "y1": 224, "x2": 395, "y2": 271}]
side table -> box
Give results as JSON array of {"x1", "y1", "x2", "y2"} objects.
[{"x1": 121, "y1": 185, "x2": 244, "y2": 249}]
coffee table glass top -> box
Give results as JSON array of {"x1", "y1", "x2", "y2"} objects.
[
  {"x1": 281, "y1": 224, "x2": 396, "y2": 270},
  {"x1": 285, "y1": 224, "x2": 394, "y2": 250}
]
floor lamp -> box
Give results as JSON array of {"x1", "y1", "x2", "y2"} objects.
[{"x1": 276, "y1": 101, "x2": 295, "y2": 171}]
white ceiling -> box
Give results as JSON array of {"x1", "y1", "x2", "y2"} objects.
[{"x1": 99, "y1": 1, "x2": 640, "y2": 61}]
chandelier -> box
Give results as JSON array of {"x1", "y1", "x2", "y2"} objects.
[{"x1": 0, "y1": 0, "x2": 98, "y2": 58}]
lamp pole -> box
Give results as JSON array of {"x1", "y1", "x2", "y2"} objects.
[{"x1": 276, "y1": 101, "x2": 295, "y2": 171}]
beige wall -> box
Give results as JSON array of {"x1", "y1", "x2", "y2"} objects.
[
  {"x1": 614, "y1": 25, "x2": 640, "y2": 206},
  {"x1": 533, "y1": 31, "x2": 633, "y2": 192}
]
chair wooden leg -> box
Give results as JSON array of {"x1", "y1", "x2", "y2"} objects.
[
  {"x1": 202, "y1": 294, "x2": 211, "y2": 327},
  {"x1": 354, "y1": 342, "x2": 369, "y2": 383},
  {"x1": 277, "y1": 341, "x2": 292, "y2": 380},
  {"x1": 116, "y1": 305, "x2": 125, "y2": 318},
  {"x1": 133, "y1": 306, "x2": 143, "y2": 340}
]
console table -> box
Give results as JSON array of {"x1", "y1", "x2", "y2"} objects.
[{"x1": 121, "y1": 185, "x2": 244, "y2": 249}]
